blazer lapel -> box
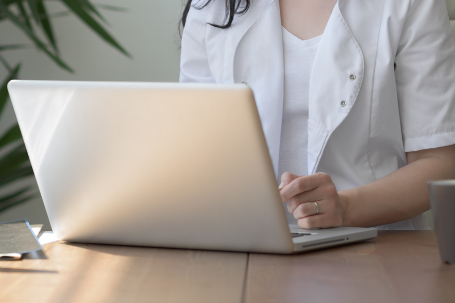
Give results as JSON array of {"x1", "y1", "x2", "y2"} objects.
[
  {"x1": 308, "y1": 0, "x2": 384, "y2": 175},
  {"x1": 307, "y1": 1, "x2": 365, "y2": 174}
]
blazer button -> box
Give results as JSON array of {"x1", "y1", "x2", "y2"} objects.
[
  {"x1": 341, "y1": 101, "x2": 347, "y2": 107},
  {"x1": 349, "y1": 74, "x2": 356, "y2": 80}
]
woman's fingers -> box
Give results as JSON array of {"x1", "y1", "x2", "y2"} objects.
[
  {"x1": 287, "y1": 188, "x2": 324, "y2": 214},
  {"x1": 292, "y1": 201, "x2": 322, "y2": 219},
  {"x1": 282, "y1": 173, "x2": 336, "y2": 213},
  {"x1": 297, "y1": 211, "x2": 344, "y2": 229},
  {"x1": 280, "y1": 173, "x2": 330, "y2": 203},
  {"x1": 297, "y1": 214, "x2": 331, "y2": 229},
  {"x1": 279, "y1": 172, "x2": 299, "y2": 190}
]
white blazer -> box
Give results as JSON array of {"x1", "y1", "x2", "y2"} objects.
[{"x1": 180, "y1": 0, "x2": 455, "y2": 230}]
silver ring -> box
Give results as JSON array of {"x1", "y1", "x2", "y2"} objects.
[{"x1": 314, "y1": 202, "x2": 320, "y2": 215}]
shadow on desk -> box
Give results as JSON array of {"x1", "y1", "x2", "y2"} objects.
[
  {"x1": 62, "y1": 241, "x2": 248, "y2": 259},
  {"x1": 0, "y1": 268, "x2": 57, "y2": 274}
]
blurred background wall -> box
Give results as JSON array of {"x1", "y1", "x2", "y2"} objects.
[{"x1": 0, "y1": 0, "x2": 183, "y2": 229}]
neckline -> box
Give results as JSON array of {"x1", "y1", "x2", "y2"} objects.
[{"x1": 282, "y1": 26, "x2": 322, "y2": 48}]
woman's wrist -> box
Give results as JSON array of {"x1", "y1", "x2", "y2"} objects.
[{"x1": 338, "y1": 188, "x2": 359, "y2": 227}]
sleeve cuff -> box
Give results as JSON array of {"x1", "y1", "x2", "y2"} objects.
[{"x1": 404, "y1": 130, "x2": 455, "y2": 152}]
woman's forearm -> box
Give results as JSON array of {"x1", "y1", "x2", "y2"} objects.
[{"x1": 339, "y1": 145, "x2": 455, "y2": 227}]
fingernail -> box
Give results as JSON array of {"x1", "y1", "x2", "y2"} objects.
[{"x1": 278, "y1": 182, "x2": 287, "y2": 190}]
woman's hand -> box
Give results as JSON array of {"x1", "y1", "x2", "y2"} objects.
[{"x1": 279, "y1": 172, "x2": 347, "y2": 229}]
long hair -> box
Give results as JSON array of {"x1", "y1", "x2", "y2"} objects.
[{"x1": 180, "y1": 0, "x2": 250, "y2": 29}]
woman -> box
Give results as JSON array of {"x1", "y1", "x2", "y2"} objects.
[{"x1": 179, "y1": 0, "x2": 455, "y2": 230}]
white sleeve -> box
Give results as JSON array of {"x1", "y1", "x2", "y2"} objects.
[
  {"x1": 179, "y1": 3, "x2": 216, "y2": 83},
  {"x1": 395, "y1": 0, "x2": 455, "y2": 152}
]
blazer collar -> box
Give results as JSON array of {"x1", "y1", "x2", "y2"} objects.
[{"x1": 221, "y1": 0, "x2": 276, "y2": 82}]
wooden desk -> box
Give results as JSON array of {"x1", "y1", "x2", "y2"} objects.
[{"x1": 1, "y1": 231, "x2": 454, "y2": 303}]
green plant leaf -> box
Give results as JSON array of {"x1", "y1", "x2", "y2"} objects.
[
  {"x1": 0, "y1": 192, "x2": 36, "y2": 213},
  {"x1": 25, "y1": 0, "x2": 41, "y2": 25},
  {"x1": 0, "y1": 166, "x2": 34, "y2": 187},
  {"x1": 17, "y1": 1, "x2": 34, "y2": 33},
  {"x1": 60, "y1": 0, "x2": 131, "y2": 58},
  {"x1": 0, "y1": 44, "x2": 30, "y2": 52},
  {"x1": 0, "y1": 187, "x2": 32, "y2": 205},
  {"x1": 0, "y1": 0, "x2": 20, "y2": 9},
  {"x1": 0, "y1": 63, "x2": 21, "y2": 118},
  {"x1": 0, "y1": 145, "x2": 31, "y2": 177},
  {"x1": 0, "y1": 2, "x2": 74, "y2": 72},
  {"x1": 36, "y1": 0, "x2": 58, "y2": 53},
  {"x1": 95, "y1": 4, "x2": 128, "y2": 13},
  {"x1": 0, "y1": 54, "x2": 12, "y2": 72},
  {"x1": 77, "y1": 0, "x2": 108, "y2": 24},
  {"x1": 0, "y1": 124, "x2": 22, "y2": 148}
]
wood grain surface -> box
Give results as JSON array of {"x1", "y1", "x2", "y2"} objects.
[
  {"x1": 0, "y1": 241, "x2": 247, "y2": 303},
  {"x1": 244, "y1": 231, "x2": 455, "y2": 303},
  {"x1": 1, "y1": 231, "x2": 454, "y2": 303}
]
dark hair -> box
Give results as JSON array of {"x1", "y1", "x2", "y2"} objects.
[{"x1": 180, "y1": 0, "x2": 250, "y2": 30}]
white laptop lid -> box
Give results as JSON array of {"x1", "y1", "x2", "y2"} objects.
[{"x1": 8, "y1": 80, "x2": 295, "y2": 254}]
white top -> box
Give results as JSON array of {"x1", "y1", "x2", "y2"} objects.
[{"x1": 278, "y1": 27, "x2": 321, "y2": 224}]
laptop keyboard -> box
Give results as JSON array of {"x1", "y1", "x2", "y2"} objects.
[{"x1": 291, "y1": 233, "x2": 312, "y2": 238}]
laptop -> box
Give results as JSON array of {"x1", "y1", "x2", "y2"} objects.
[{"x1": 8, "y1": 80, "x2": 377, "y2": 254}]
